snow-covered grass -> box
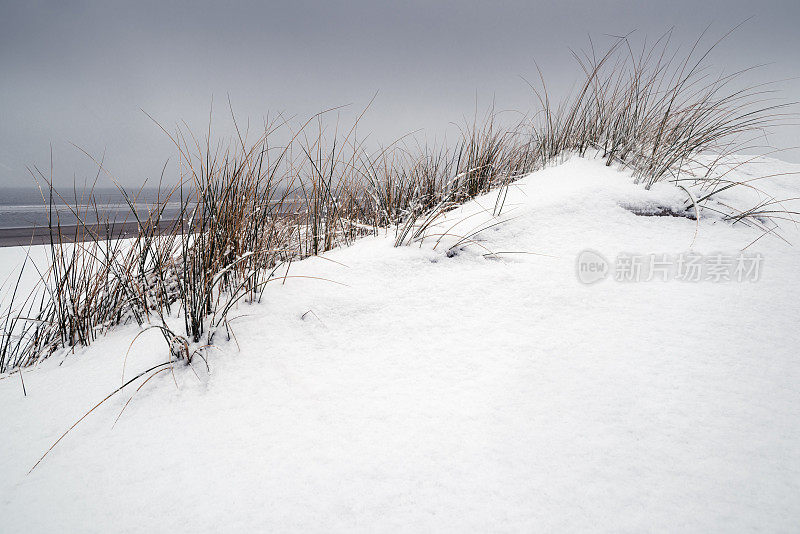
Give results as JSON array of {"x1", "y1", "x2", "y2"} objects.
[
  {"x1": 2, "y1": 156, "x2": 800, "y2": 531},
  {"x1": 4, "y1": 30, "x2": 796, "y2": 374},
  {"x1": 2, "y1": 28, "x2": 799, "y2": 530}
]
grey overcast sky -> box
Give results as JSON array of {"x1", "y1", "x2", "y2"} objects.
[{"x1": 1, "y1": 0, "x2": 799, "y2": 187}]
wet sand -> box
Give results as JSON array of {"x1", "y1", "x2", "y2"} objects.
[{"x1": 0, "y1": 220, "x2": 187, "y2": 247}]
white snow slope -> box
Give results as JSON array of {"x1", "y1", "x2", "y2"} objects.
[{"x1": 2, "y1": 156, "x2": 800, "y2": 532}]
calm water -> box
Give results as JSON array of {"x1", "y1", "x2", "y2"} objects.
[{"x1": 0, "y1": 187, "x2": 187, "y2": 229}]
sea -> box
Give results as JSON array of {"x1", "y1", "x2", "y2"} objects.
[{"x1": 0, "y1": 186, "x2": 187, "y2": 229}]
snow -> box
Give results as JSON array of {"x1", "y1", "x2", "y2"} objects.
[{"x1": 2, "y1": 156, "x2": 800, "y2": 532}]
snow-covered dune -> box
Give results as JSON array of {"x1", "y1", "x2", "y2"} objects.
[{"x1": 2, "y1": 156, "x2": 800, "y2": 532}]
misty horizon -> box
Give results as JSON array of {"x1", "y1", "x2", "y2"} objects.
[{"x1": 2, "y1": 1, "x2": 799, "y2": 188}]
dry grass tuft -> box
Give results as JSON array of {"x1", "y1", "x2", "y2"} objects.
[{"x1": 1, "y1": 30, "x2": 796, "y2": 374}]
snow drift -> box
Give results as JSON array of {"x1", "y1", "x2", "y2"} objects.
[{"x1": 2, "y1": 156, "x2": 800, "y2": 532}]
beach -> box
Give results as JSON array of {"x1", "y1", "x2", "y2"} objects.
[{"x1": 0, "y1": 220, "x2": 185, "y2": 247}]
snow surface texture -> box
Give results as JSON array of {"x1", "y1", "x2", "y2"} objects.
[{"x1": 2, "y1": 156, "x2": 800, "y2": 532}]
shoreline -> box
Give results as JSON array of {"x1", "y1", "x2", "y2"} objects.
[{"x1": 0, "y1": 220, "x2": 187, "y2": 248}]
